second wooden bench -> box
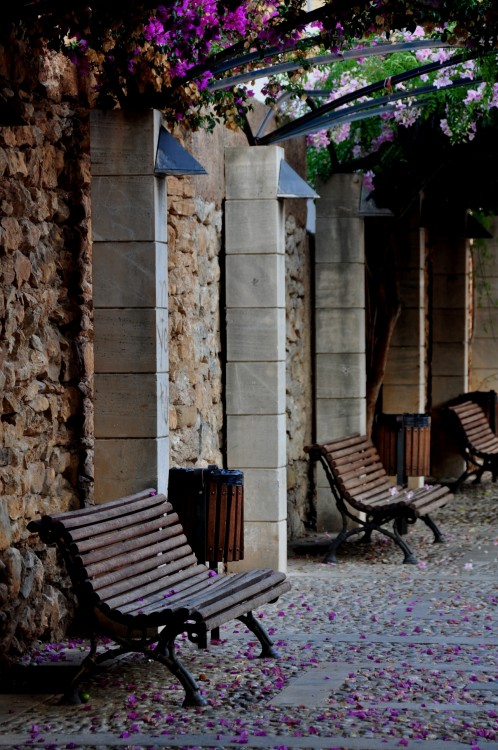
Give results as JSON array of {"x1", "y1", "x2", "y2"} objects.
[{"x1": 306, "y1": 433, "x2": 453, "y2": 565}]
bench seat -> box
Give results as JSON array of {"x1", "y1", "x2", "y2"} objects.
[
  {"x1": 28, "y1": 489, "x2": 291, "y2": 707},
  {"x1": 306, "y1": 433, "x2": 453, "y2": 564},
  {"x1": 448, "y1": 400, "x2": 498, "y2": 488}
]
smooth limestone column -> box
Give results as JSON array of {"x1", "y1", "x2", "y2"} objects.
[
  {"x1": 430, "y1": 226, "x2": 470, "y2": 478},
  {"x1": 383, "y1": 206, "x2": 426, "y2": 415},
  {"x1": 471, "y1": 216, "x2": 498, "y2": 391},
  {"x1": 91, "y1": 110, "x2": 169, "y2": 501},
  {"x1": 224, "y1": 146, "x2": 287, "y2": 572},
  {"x1": 314, "y1": 174, "x2": 366, "y2": 531}
]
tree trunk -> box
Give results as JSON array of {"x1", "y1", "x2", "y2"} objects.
[{"x1": 365, "y1": 219, "x2": 402, "y2": 436}]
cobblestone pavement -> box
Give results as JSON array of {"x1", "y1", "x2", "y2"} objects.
[{"x1": 0, "y1": 481, "x2": 497, "y2": 749}]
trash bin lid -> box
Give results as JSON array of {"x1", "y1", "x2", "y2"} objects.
[{"x1": 210, "y1": 469, "x2": 244, "y2": 486}]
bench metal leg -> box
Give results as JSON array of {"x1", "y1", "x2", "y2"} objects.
[
  {"x1": 155, "y1": 632, "x2": 208, "y2": 707},
  {"x1": 60, "y1": 638, "x2": 129, "y2": 704},
  {"x1": 421, "y1": 514, "x2": 445, "y2": 543},
  {"x1": 324, "y1": 522, "x2": 418, "y2": 565},
  {"x1": 324, "y1": 527, "x2": 363, "y2": 564},
  {"x1": 238, "y1": 611, "x2": 279, "y2": 658}
]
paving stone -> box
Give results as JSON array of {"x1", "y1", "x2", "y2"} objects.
[{"x1": 0, "y1": 481, "x2": 497, "y2": 749}]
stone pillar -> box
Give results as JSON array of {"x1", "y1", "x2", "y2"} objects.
[
  {"x1": 471, "y1": 216, "x2": 498, "y2": 391},
  {"x1": 224, "y1": 146, "x2": 287, "y2": 572},
  {"x1": 382, "y1": 207, "x2": 426, "y2": 415},
  {"x1": 430, "y1": 228, "x2": 470, "y2": 478},
  {"x1": 314, "y1": 174, "x2": 366, "y2": 530},
  {"x1": 91, "y1": 110, "x2": 169, "y2": 501}
]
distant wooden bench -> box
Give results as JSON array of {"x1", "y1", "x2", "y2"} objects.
[
  {"x1": 306, "y1": 434, "x2": 453, "y2": 565},
  {"x1": 448, "y1": 400, "x2": 498, "y2": 489},
  {"x1": 28, "y1": 489, "x2": 291, "y2": 707}
]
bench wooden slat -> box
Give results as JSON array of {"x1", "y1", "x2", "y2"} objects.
[
  {"x1": 123, "y1": 573, "x2": 214, "y2": 617},
  {"x1": 48, "y1": 492, "x2": 167, "y2": 527},
  {"x1": 66, "y1": 502, "x2": 175, "y2": 542},
  {"x1": 83, "y1": 529, "x2": 188, "y2": 578},
  {"x1": 81, "y1": 524, "x2": 187, "y2": 575},
  {"x1": 99, "y1": 549, "x2": 198, "y2": 607},
  {"x1": 202, "y1": 581, "x2": 291, "y2": 632},
  {"x1": 118, "y1": 569, "x2": 211, "y2": 616},
  {"x1": 330, "y1": 444, "x2": 378, "y2": 466},
  {"x1": 194, "y1": 573, "x2": 288, "y2": 620},
  {"x1": 75, "y1": 514, "x2": 180, "y2": 554}
]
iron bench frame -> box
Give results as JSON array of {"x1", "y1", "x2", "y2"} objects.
[
  {"x1": 28, "y1": 488, "x2": 291, "y2": 707},
  {"x1": 306, "y1": 433, "x2": 453, "y2": 565}
]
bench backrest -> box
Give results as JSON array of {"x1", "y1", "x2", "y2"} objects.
[
  {"x1": 310, "y1": 433, "x2": 393, "y2": 511},
  {"x1": 29, "y1": 489, "x2": 210, "y2": 614},
  {"x1": 448, "y1": 401, "x2": 498, "y2": 456}
]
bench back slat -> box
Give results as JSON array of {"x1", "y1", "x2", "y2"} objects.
[
  {"x1": 83, "y1": 528, "x2": 188, "y2": 578},
  {"x1": 449, "y1": 401, "x2": 498, "y2": 454},
  {"x1": 102, "y1": 553, "x2": 199, "y2": 609},
  {"x1": 48, "y1": 490, "x2": 165, "y2": 525},
  {"x1": 75, "y1": 514, "x2": 181, "y2": 554}
]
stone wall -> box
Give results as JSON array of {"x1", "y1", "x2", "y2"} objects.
[
  {"x1": 0, "y1": 44, "x2": 92, "y2": 669},
  {"x1": 167, "y1": 174, "x2": 224, "y2": 468},
  {"x1": 285, "y1": 214, "x2": 313, "y2": 537}
]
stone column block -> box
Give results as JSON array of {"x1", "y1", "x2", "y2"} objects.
[
  {"x1": 315, "y1": 263, "x2": 365, "y2": 309},
  {"x1": 315, "y1": 309, "x2": 365, "y2": 354},
  {"x1": 94, "y1": 436, "x2": 169, "y2": 501},
  {"x1": 228, "y1": 520, "x2": 287, "y2": 572},
  {"x1": 95, "y1": 373, "x2": 169, "y2": 438},
  {"x1": 242, "y1": 468, "x2": 287, "y2": 522},
  {"x1": 91, "y1": 109, "x2": 161, "y2": 176},
  {"x1": 226, "y1": 308, "x2": 286, "y2": 362},
  {"x1": 314, "y1": 219, "x2": 364, "y2": 264},
  {"x1": 226, "y1": 361, "x2": 285, "y2": 415},
  {"x1": 93, "y1": 242, "x2": 168, "y2": 309},
  {"x1": 225, "y1": 146, "x2": 283, "y2": 200},
  {"x1": 227, "y1": 414, "x2": 286, "y2": 468},
  {"x1": 92, "y1": 176, "x2": 167, "y2": 243},
  {"x1": 315, "y1": 398, "x2": 366, "y2": 443},
  {"x1": 94, "y1": 308, "x2": 168, "y2": 373},
  {"x1": 225, "y1": 254, "x2": 285, "y2": 308},
  {"x1": 225, "y1": 200, "x2": 285, "y2": 253},
  {"x1": 316, "y1": 353, "x2": 366, "y2": 399}
]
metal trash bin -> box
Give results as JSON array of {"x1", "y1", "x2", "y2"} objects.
[
  {"x1": 168, "y1": 465, "x2": 244, "y2": 565},
  {"x1": 373, "y1": 413, "x2": 431, "y2": 484}
]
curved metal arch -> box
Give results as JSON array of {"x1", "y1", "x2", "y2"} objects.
[
  {"x1": 208, "y1": 38, "x2": 453, "y2": 92},
  {"x1": 264, "y1": 77, "x2": 481, "y2": 144},
  {"x1": 255, "y1": 49, "x2": 482, "y2": 145}
]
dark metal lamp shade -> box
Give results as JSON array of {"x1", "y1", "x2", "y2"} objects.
[
  {"x1": 154, "y1": 126, "x2": 208, "y2": 176},
  {"x1": 277, "y1": 159, "x2": 318, "y2": 199}
]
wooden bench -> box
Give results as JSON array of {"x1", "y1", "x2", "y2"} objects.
[
  {"x1": 305, "y1": 433, "x2": 453, "y2": 565},
  {"x1": 27, "y1": 488, "x2": 291, "y2": 707},
  {"x1": 448, "y1": 400, "x2": 498, "y2": 488}
]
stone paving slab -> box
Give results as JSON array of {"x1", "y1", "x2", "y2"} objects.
[
  {"x1": 0, "y1": 733, "x2": 494, "y2": 749},
  {"x1": 0, "y1": 733, "x2": 497, "y2": 749},
  {"x1": 0, "y1": 482, "x2": 496, "y2": 749}
]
